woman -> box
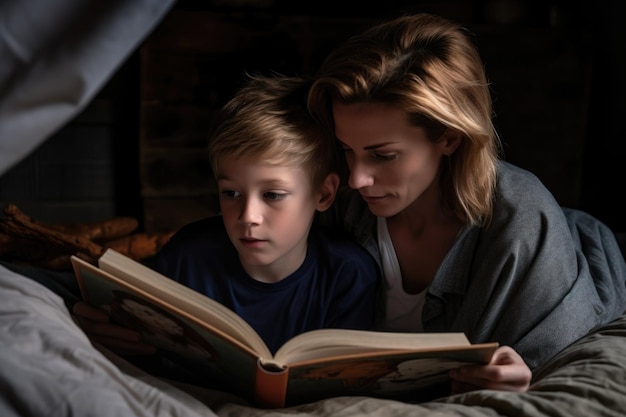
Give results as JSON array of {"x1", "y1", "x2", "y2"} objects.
[{"x1": 308, "y1": 13, "x2": 626, "y2": 394}]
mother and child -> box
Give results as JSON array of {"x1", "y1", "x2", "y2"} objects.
[{"x1": 73, "y1": 12, "x2": 626, "y2": 399}]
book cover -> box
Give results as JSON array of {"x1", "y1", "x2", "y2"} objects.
[{"x1": 71, "y1": 250, "x2": 498, "y2": 408}]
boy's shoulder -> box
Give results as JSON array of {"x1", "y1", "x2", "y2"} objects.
[
  {"x1": 311, "y1": 224, "x2": 378, "y2": 267},
  {"x1": 308, "y1": 227, "x2": 380, "y2": 290}
]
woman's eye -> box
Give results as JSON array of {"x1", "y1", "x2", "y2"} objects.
[
  {"x1": 341, "y1": 146, "x2": 353, "y2": 154},
  {"x1": 373, "y1": 152, "x2": 396, "y2": 162},
  {"x1": 264, "y1": 191, "x2": 287, "y2": 201},
  {"x1": 220, "y1": 190, "x2": 240, "y2": 199}
]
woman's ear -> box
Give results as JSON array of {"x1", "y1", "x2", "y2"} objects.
[
  {"x1": 441, "y1": 128, "x2": 462, "y2": 156},
  {"x1": 316, "y1": 173, "x2": 340, "y2": 212}
]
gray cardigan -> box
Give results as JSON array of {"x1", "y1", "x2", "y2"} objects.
[{"x1": 321, "y1": 161, "x2": 626, "y2": 370}]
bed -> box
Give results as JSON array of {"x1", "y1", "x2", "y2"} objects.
[{"x1": 1, "y1": 260, "x2": 625, "y2": 417}]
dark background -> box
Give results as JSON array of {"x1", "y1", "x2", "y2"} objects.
[{"x1": 0, "y1": 0, "x2": 624, "y2": 235}]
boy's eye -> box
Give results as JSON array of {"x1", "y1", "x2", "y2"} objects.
[
  {"x1": 264, "y1": 191, "x2": 287, "y2": 201},
  {"x1": 220, "y1": 190, "x2": 240, "y2": 199}
]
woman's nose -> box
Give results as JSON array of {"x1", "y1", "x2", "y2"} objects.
[{"x1": 347, "y1": 160, "x2": 374, "y2": 190}]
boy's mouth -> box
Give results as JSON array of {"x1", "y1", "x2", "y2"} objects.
[{"x1": 239, "y1": 237, "x2": 266, "y2": 248}]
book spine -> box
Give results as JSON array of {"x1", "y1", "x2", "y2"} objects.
[{"x1": 254, "y1": 359, "x2": 289, "y2": 408}]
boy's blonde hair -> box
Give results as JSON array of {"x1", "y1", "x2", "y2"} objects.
[
  {"x1": 308, "y1": 14, "x2": 501, "y2": 226},
  {"x1": 210, "y1": 74, "x2": 337, "y2": 190}
]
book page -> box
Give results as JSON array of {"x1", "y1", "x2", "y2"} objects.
[
  {"x1": 275, "y1": 328, "x2": 471, "y2": 364},
  {"x1": 95, "y1": 249, "x2": 272, "y2": 358},
  {"x1": 73, "y1": 256, "x2": 265, "y2": 400}
]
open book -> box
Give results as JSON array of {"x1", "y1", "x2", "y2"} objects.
[{"x1": 71, "y1": 249, "x2": 498, "y2": 408}]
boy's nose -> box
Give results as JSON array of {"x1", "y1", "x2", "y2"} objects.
[{"x1": 238, "y1": 198, "x2": 263, "y2": 225}]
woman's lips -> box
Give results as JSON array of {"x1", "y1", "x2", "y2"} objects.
[{"x1": 361, "y1": 194, "x2": 386, "y2": 204}]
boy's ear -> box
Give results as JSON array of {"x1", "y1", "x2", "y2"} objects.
[{"x1": 316, "y1": 173, "x2": 340, "y2": 212}]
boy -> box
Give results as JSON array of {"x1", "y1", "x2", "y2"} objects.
[
  {"x1": 154, "y1": 74, "x2": 378, "y2": 354},
  {"x1": 74, "y1": 74, "x2": 379, "y2": 356}
]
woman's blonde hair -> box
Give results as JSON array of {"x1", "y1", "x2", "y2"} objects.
[
  {"x1": 308, "y1": 14, "x2": 500, "y2": 226},
  {"x1": 210, "y1": 74, "x2": 337, "y2": 190}
]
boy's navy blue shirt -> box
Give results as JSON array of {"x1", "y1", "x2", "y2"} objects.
[{"x1": 153, "y1": 216, "x2": 379, "y2": 355}]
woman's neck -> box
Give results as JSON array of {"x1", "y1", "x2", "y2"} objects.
[
  {"x1": 389, "y1": 181, "x2": 456, "y2": 234},
  {"x1": 385, "y1": 183, "x2": 464, "y2": 293}
]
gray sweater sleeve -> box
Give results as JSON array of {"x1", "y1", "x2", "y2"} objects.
[{"x1": 425, "y1": 162, "x2": 626, "y2": 370}]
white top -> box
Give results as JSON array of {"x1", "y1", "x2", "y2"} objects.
[{"x1": 377, "y1": 216, "x2": 425, "y2": 332}]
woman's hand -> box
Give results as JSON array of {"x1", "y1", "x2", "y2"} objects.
[
  {"x1": 72, "y1": 301, "x2": 156, "y2": 356},
  {"x1": 449, "y1": 345, "x2": 531, "y2": 393}
]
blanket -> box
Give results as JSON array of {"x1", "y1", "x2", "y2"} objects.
[{"x1": 1, "y1": 263, "x2": 624, "y2": 417}]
